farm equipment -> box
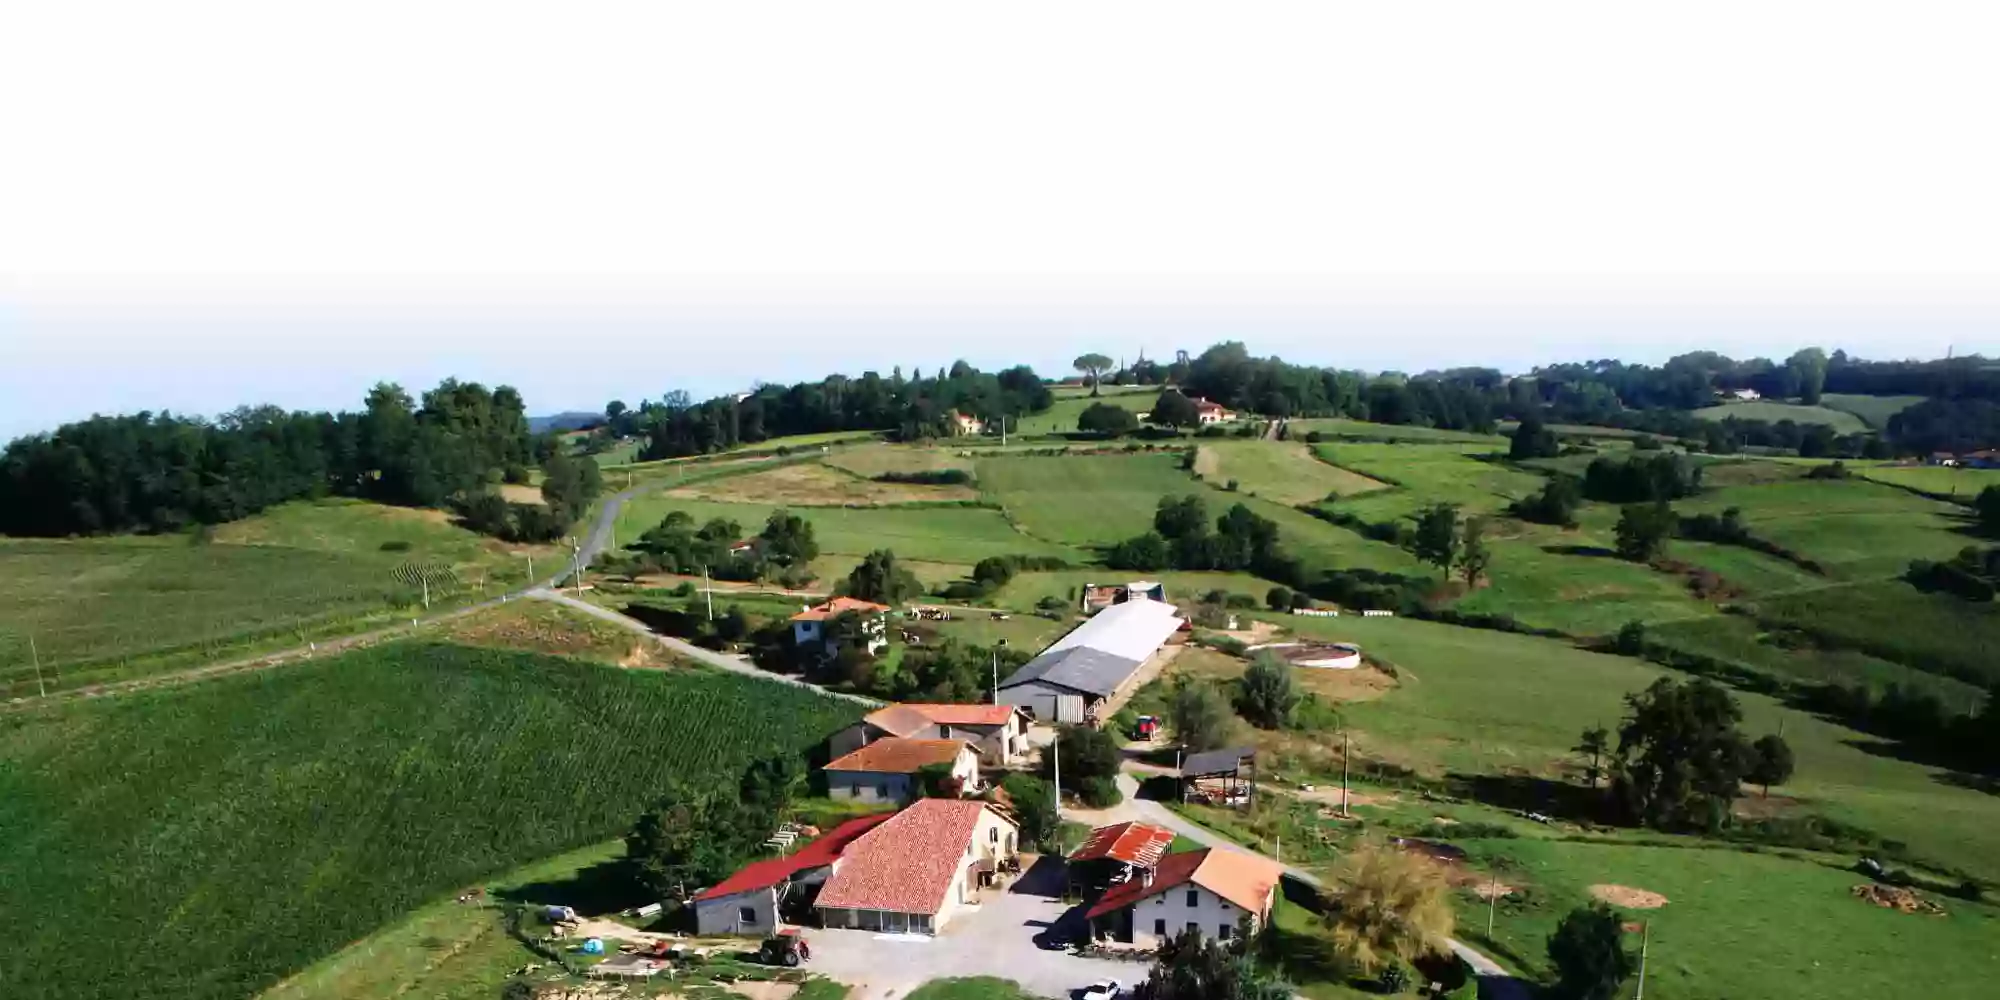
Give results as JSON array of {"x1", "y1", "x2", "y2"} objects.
[{"x1": 758, "y1": 929, "x2": 812, "y2": 967}]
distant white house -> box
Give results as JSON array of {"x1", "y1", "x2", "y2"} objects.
[
  {"x1": 1723, "y1": 388, "x2": 1761, "y2": 402},
  {"x1": 1190, "y1": 397, "x2": 1237, "y2": 425},
  {"x1": 949, "y1": 411, "x2": 985, "y2": 436},
  {"x1": 791, "y1": 597, "x2": 891, "y2": 655}
]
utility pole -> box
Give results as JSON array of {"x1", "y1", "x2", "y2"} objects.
[
  {"x1": 421, "y1": 572, "x2": 431, "y2": 611},
  {"x1": 1341, "y1": 731, "x2": 1353, "y2": 818},
  {"x1": 1634, "y1": 921, "x2": 1650, "y2": 1000},
  {"x1": 703, "y1": 565, "x2": 714, "y2": 621},
  {"x1": 29, "y1": 633, "x2": 46, "y2": 698},
  {"x1": 1486, "y1": 872, "x2": 1501, "y2": 936},
  {"x1": 527, "y1": 554, "x2": 534, "y2": 584},
  {"x1": 1052, "y1": 733, "x2": 1062, "y2": 825},
  {"x1": 990, "y1": 639, "x2": 1007, "y2": 704},
  {"x1": 572, "y1": 545, "x2": 584, "y2": 598}
]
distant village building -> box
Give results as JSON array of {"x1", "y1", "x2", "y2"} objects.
[
  {"x1": 790, "y1": 597, "x2": 891, "y2": 656},
  {"x1": 949, "y1": 411, "x2": 985, "y2": 436},
  {"x1": 1723, "y1": 388, "x2": 1762, "y2": 401},
  {"x1": 1081, "y1": 579, "x2": 1166, "y2": 613},
  {"x1": 1190, "y1": 397, "x2": 1237, "y2": 425}
]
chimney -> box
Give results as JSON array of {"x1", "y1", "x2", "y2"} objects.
[{"x1": 1140, "y1": 865, "x2": 1154, "y2": 889}]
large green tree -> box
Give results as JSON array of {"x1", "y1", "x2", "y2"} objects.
[
  {"x1": 1412, "y1": 503, "x2": 1460, "y2": 573},
  {"x1": 1613, "y1": 502, "x2": 1675, "y2": 562},
  {"x1": 999, "y1": 773, "x2": 1061, "y2": 851},
  {"x1": 1747, "y1": 733, "x2": 1795, "y2": 797},
  {"x1": 1322, "y1": 848, "x2": 1456, "y2": 976},
  {"x1": 1170, "y1": 676, "x2": 1237, "y2": 751},
  {"x1": 1787, "y1": 347, "x2": 1829, "y2": 405},
  {"x1": 1150, "y1": 389, "x2": 1203, "y2": 429},
  {"x1": 1546, "y1": 904, "x2": 1635, "y2": 1000},
  {"x1": 1510, "y1": 412, "x2": 1561, "y2": 459},
  {"x1": 1459, "y1": 516, "x2": 1491, "y2": 588},
  {"x1": 1132, "y1": 928, "x2": 1293, "y2": 1000},
  {"x1": 1613, "y1": 677, "x2": 1753, "y2": 830},
  {"x1": 1078, "y1": 401, "x2": 1141, "y2": 437},
  {"x1": 1041, "y1": 724, "x2": 1123, "y2": 804},
  {"x1": 1075, "y1": 353, "x2": 1115, "y2": 395},
  {"x1": 624, "y1": 782, "x2": 773, "y2": 901},
  {"x1": 1238, "y1": 652, "x2": 1300, "y2": 730},
  {"x1": 843, "y1": 549, "x2": 923, "y2": 605}
]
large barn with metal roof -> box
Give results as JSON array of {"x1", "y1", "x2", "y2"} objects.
[{"x1": 995, "y1": 597, "x2": 1184, "y2": 723}]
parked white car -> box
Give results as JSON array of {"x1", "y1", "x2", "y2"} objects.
[{"x1": 1080, "y1": 980, "x2": 1123, "y2": 1000}]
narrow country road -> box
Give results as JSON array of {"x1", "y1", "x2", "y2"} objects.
[
  {"x1": 529, "y1": 589, "x2": 881, "y2": 707},
  {"x1": 1072, "y1": 770, "x2": 1529, "y2": 1000}
]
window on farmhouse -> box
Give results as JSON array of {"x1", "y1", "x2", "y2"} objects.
[
  {"x1": 739, "y1": 906, "x2": 756, "y2": 924},
  {"x1": 1153, "y1": 919, "x2": 1166, "y2": 936},
  {"x1": 1186, "y1": 890, "x2": 1198, "y2": 907},
  {"x1": 1218, "y1": 924, "x2": 1232, "y2": 940}
]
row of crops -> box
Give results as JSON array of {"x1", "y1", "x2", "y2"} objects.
[{"x1": 0, "y1": 639, "x2": 863, "y2": 1000}]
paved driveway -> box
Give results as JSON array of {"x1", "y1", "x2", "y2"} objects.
[{"x1": 802, "y1": 856, "x2": 1143, "y2": 1000}]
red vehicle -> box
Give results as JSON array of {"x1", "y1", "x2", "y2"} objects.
[{"x1": 1135, "y1": 715, "x2": 1159, "y2": 739}]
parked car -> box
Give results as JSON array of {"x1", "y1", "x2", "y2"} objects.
[{"x1": 1079, "y1": 980, "x2": 1124, "y2": 1000}]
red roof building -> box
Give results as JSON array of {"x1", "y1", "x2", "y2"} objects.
[
  {"x1": 815, "y1": 798, "x2": 1019, "y2": 934},
  {"x1": 790, "y1": 597, "x2": 893, "y2": 622},
  {"x1": 1084, "y1": 847, "x2": 1284, "y2": 947},
  {"x1": 1069, "y1": 821, "x2": 1176, "y2": 869},
  {"x1": 689, "y1": 812, "x2": 895, "y2": 935}
]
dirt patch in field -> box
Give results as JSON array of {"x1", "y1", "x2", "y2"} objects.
[
  {"x1": 1591, "y1": 884, "x2": 1669, "y2": 909},
  {"x1": 1192, "y1": 445, "x2": 1224, "y2": 480},
  {"x1": 729, "y1": 983, "x2": 800, "y2": 1000},
  {"x1": 666, "y1": 462, "x2": 978, "y2": 506},
  {"x1": 1293, "y1": 786, "x2": 1399, "y2": 810},
  {"x1": 1471, "y1": 880, "x2": 1518, "y2": 900},
  {"x1": 442, "y1": 603, "x2": 659, "y2": 665},
  {"x1": 1292, "y1": 662, "x2": 1399, "y2": 703},
  {"x1": 1851, "y1": 884, "x2": 1946, "y2": 915},
  {"x1": 1732, "y1": 792, "x2": 1807, "y2": 820},
  {"x1": 1216, "y1": 621, "x2": 1284, "y2": 645}
]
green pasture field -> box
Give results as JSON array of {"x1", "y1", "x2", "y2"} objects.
[
  {"x1": 1453, "y1": 525, "x2": 1717, "y2": 636},
  {"x1": 1269, "y1": 613, "x2": 2000, "y2": 881},
  {"x1": 1746, "y1": 580, "x2": 2000, "y2": 687},
  {"x1": 1194, "y1": 440, "x2": 1392, "y2": 505},
  {"x1": 0, "y1": 641, "x2": 862, "y2": 1000},
  {"x1": 614, "y1": 492, "x2": 1085, "y2": 567},
  {"x1": 976, "y1": 453, "x2": 1199, "y2": 546},
  {"x1": 1288, "y1": 417, "x2": 1506, "y2": 444},
  {"x1": 1645, "y1": 614, "x2": 1984, "y2": 708},
  {"x1": 903, "y1": 980, "x2": 1042, "y2": 1000},
  {"x1": 584, "y1": 437, "x2": 644, "y2": 465},
  {"x1": 1819, "y1": 393, "x2": 1926, "y2": 429},
  {"x1": 1458, "y1": 838, "x2": 1999, "y2": 1000},
  {"x1": 1690, "y1": 400, "x2": 1870, "y2": 434},
  {"x1": 1674, "y1": 479, "x2": 1972, "y2": 580},
  {"x1": 1857, "y1": 463, "x2": 2000, "y2": 498},
  {"x1": 1013, "y1": 386, "x2": 1159, "y2": 436},
  {"x1": 0, "y1": 499, "x2": 559, "y2": 698},
  {"x1": 1313, "y1": 442, "x2": 1543, "y2": 520}
]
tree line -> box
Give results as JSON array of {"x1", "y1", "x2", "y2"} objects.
[
  {"x1": 612, "y1": 362, "x2": 1056, "y2": 460},
  {"x1": 0, "y1": 380, "x2": 598, "y2": 541}
]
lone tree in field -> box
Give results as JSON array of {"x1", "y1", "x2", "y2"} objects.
[
  {"x1": 1787, "y1": 347, "x2": 1829, "y2": 405},
  {"x1": 1510, "y1": 411, "x2": 1561, "y2": 460},
  {"x1": 1238, "y1": 651, "x2": 1301, "y2": 730},
  {"x1": 1460, "y1": 516, "x2": 1492, "y2": 588},
  {"x1": 1078, "y1": 401, "x2": 1140, "y2": 437},
  {"x1": 1613, "y1": 501, "x2": 1675, "y2": 562},
  {"x1": 1574, "y1": 724, "x2": 1610, "y2": 790},
  {"x1": 1074, "y1": 353, "x2": 1115, "y2": 395},
  {"x1": 1150, "y1": 389, "x2": 1203, "y2": 429},
  {"x1": 1546, "y1": 903, "x2": 1635, "y2": 1000},
  {"x1": 1977, "y1": 485, "x2": 2000, "y2": 536},
  {"x1": 1748, "y1": 732, "x2": 1795, "y2": 797},
  {"x1": 843, "y1": 549, "x2": 923, "y2": 605},
  {"x1": 1614, "y1": 676, "x2": 1752, "y2": 830},
  {"x1": 1514, "y1": 475, "x2": 1582, "y2": 528},
  {"x1": 1266, "y1": 585, "x2": 1294, "y2": 611},
  {"x1": 1322, "y1": 847, "x2": 1456, "y2": 978},
  {"x1": 1412, "y1": 503, "x2": 1460, "y2": 573},
  {"x1": 1169, "y1": 676, "x2": 1236, "y2": 751}
]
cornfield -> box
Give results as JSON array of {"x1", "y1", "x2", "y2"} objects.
[{"x1": 0, "y1": 641, "x2": 863, "y2": 1000}]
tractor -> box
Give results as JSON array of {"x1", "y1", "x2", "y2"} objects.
[{"x1": 758, "y1": 929, "x2": 811, "y2": 967}]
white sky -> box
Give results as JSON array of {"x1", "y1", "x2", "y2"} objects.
[{"x1": 3, "y1": 2, "x2": 1998, "y2": 436}]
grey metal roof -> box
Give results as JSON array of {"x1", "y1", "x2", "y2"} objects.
[
  {"x1": 997, "y1": 646, "x2": 1142, "y2": 698},
  {"x1": 1179, "y1": 747, "x2": 1255, "y2": 777}
]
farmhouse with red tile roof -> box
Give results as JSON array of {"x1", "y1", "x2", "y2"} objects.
[
  {"x1": 814, "y1": 798, "x2": 1019, "y2": 935},
  {"x1": 822, "y1": 737, "x2": 981, "y2": 804},
  {"x1": 790, "y1": 597, "x2": 891, "y2": 656},
  {"x1": 689, "y1": 813, "x2": 894, "y2": 935},
  {"x1": 827, "y1": 702, "x2": 1031, "y2": 767},
  {"x1": 1084, "y1": 847, "x2": 1284, "y2": 948}
]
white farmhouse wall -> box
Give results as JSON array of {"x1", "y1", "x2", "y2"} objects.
[
  {"x1": 1130, "y1": 884, "x2": 1267, "y2": 948},
  {"x1": 826, "y1": 771, "x2": 914, "y2": 803}
]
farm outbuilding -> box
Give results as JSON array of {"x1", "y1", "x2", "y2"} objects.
[
  {"x1": 997, "y1": 598, "x2": 1184, "y2": 724},
  {"x1": 691, "y1": 813, "x2": 895, "y2": 935}
]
